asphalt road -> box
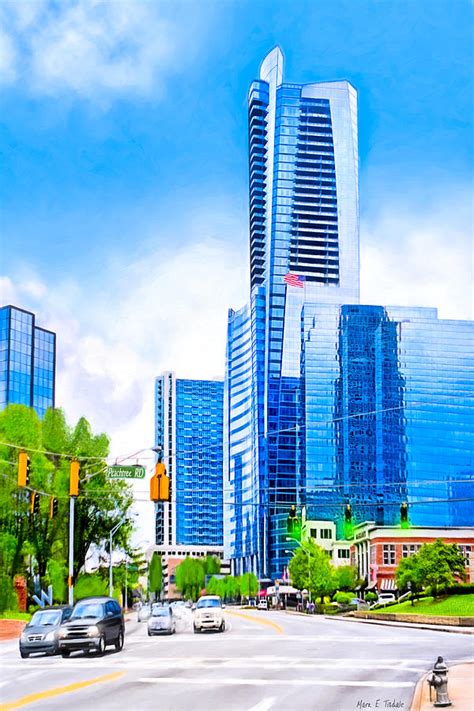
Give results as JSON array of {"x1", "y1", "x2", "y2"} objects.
[{"x1": 0, "y1": 609, "x2": 472, "y2": 711}]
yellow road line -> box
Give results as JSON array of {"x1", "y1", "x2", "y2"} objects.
[
  {"x1": 0, "y1": 671, "x2": 125, "y2": 710},
  {"x1": 226, "y1": 610, "x2": 284, "y2": 634}
]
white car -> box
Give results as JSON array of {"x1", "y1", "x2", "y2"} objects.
[
  {"x1": 257, "y1": 599, "x2": 268, "y2": 610},
  {"x1": 193, "y1": 595, "x2": 225, "y2": 633},
  {"x1": 377, "y1": 592, "x2": 396, "y2": 603}
]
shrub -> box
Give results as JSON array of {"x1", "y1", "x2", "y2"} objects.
[
  {"x1": 323, "y1": 604, "x2": 339, "y2": 614},
  {"x1": 365, "y1": 592, "x2": 378, "y2": 602},
  {"x1": 445, "y1": 583, "x2": 474, "y2": 595},
  {"x1": 334, "y1": 591, "x2": 354, "y2": 605}
]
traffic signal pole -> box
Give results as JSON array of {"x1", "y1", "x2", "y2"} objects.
[{"x1": 68, "y1": 496, "x2": 75, "y2": 605}]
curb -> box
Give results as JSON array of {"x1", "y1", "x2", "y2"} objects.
[
  {"x1": 325, "y1": 614, "x2": 474, "y2": 635},
  {"x1": 410, "y1": 662, "x2": 474, "y2": 711}
]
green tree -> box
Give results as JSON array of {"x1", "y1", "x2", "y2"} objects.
[
  {"x1": 175, "y1": 557, "x2": 205, "y2": 600},
  {"x1": 203, "y1": 555, "x2": 221, "y2": 576},
  {"x1": 239, "y1": 572, "x2": 258, "y2": 600},
  {"x1": 289, "y1": 541, "x2": 336, "y2": 603},
  {"x1": 148, "y1": 552, "x2": 163, "y2": 601},
  {"x1": 0, "y1": 404, "x2": 135, "y2": 602},
  {"x1": 335, "y1": 565, "x2": 360, "y2": 591},
  {"x1": 395, "y1": 539, "x2": 467, "y2": 598}
]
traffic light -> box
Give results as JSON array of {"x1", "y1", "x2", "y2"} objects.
[
  {"x1": 18, "y1": 452, "x2": 30, "y2": 488},
  {"x1": 30, "y1": 492, "x2": 40, "y2": 516},
  {"x1": 69, "y1": 460, "x2": 80, "y2": 497},
  {"x1": 287, "y1": 505, "x2": 301, "y2": 540},
  {"x1": 344, "y1": 504, "x2": 352, "y2": 523},
  {"x1": 49, "y1": 497, "x2": 58, "y2": 519},
  {"x1": 400, "y1": 502, "x2": 409, "y2": 529},
  {"x1": 150, "y1": 461, "x2": 170, "y2": 502}
]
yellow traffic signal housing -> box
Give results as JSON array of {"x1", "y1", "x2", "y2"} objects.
[
  {"x1": 70, "y1": 460, "x2": 80, "y2": 497},
  {"x1": 49, "y1": 497, "x2": 58, "y2": 519},
  {"x1": 18, "y1": 452, "x2": 30, "y2": 488},
  {"x1": 150, "y1": 462, "x2": 170, "y2": 502},
  {"x1": 30, "y1": 491, "x2": 40, "y2": 515}
]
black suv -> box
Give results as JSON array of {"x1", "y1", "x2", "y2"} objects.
[{"x1": 58, "y1": 597, "x2": 124, "y2": 657}]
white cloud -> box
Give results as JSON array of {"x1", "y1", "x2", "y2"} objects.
[
  {"x1": 0, "y1": 0, "x2": 202, "y2": 99},
  {"x1": 360, "y1": 191, "x2": 473, "y2": 320}
]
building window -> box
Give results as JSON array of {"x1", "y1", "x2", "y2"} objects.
[
  {"x1": 320, "y1": 529, "x2": 332, "y2": 539},
  {"x1": 459, "y1": 545, "x2": 471, "y2": 566},
  {"x1": 383, "y1": 544, "x2": 396, "y2": 566},
  {"x1": 402, "y1": 544, "x2": 421, "y2": 558},
  {"x1": 337, "y1": 549, "x2": 350, "y2": 559},
  {"x1": 310, "y1": 528, "x2": 317, "y2": 538}
]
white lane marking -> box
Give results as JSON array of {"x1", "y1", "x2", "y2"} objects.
[
  {"x1": 248, "y1": 697, "x2": 276, "y2": 711},
  {"x1": 138, "y1": 677, "x2": 414, "y2": 688}
]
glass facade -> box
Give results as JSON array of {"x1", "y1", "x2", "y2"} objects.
[
  {"x1": 224, "y1": 47, "x2": 474, "y2": 581},
  {"x1": 155, "y1": 373, "x2": 224, "y2": 547},
  {"x1": 0, "y1": 305, "x2": 56, "y2": 418}
]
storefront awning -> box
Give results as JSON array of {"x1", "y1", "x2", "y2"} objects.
[{"x1": 380, "y1": 578, "x2": 397, "y2": 590}]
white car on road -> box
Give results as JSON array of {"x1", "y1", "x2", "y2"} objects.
[{"x1": 193, "y1": 595, "x2": 225, "y2": 633}]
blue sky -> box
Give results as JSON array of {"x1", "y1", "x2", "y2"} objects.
[{"x1": 0, "y1": 0, "x2": 472, "y2": 519}]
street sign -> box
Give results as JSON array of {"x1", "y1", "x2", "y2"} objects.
[{"x1": 106, "y1": 465, "x2": 146, "y2": 480}]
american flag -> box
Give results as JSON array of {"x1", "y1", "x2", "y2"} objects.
[{"x1": 283, "y1": 272, "x2": 305, "y2": 288}]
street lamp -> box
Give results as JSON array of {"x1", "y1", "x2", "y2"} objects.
[
  {"x1": 109, "y1": 519, "x2": 126, "y2": 598},
  {"x1": 285, "y1": 538, "x2": 312, "y2": 603}
]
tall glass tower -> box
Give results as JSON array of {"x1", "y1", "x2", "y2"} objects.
[
  {"x1": 155, "y1": 373, "x2": 224, "y2": 548},
  {"x1": 0, "y1": 305, "x2": 56, "y2": 418},
  {"x1": 224, "y1": 48, "x2": 474, "y2": 580}
]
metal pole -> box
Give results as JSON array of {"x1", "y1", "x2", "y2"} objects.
[
  {"x1": 68, "y1": 497, "x2": 75, "y2": 605},
  {"x1": 124, "y1": 557, "x2": 128, "y2": 611},
  {"x1": 109, "y1": 530, "x2": 113, "y2": 597}
]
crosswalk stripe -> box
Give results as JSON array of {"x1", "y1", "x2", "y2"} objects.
[{"x1": 138, "y1": 677, "x2": 414, "y2": 688}]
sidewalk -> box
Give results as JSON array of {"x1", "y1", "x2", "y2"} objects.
[{"x1": 411, "y1": 662, "x2": 474, "y2": 711}]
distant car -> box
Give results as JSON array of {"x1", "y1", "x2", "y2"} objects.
[
  {"x1": 193, "y1": 595, "x2": 225, "y2": 633},
  {"x1": 257, "y1": 599, "x2": 268, "y2": 610},
  {"x1": 19, "y1": 606, "x2": 73, "y2": 659},
  {"x1": 137, "y1": 604, "x2": 151, "y2": 622},
  {"x1": 377, "y1": 592, "x2": 397, "y2": 603},
  {"x1": 58, "y1": 596, "x2": 124, "y2": 657},
  {"x1": 147, "y1": 606, "x2": 175, "y2": 636}
]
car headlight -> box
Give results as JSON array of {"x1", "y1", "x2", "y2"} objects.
[
  {"x1": 45, "y1": 631, "x2": 57, "y2": 642},
  {"x1": 20, "y1": 632, "x2": 28, "y2": 642},
  {"x1": 58, "y1": 627, "x2": 68, "y2": 639},
  {"x1": 87, "y1": 625, "x2": 100, "y2": 637}
]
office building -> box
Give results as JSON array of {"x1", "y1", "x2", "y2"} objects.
[
  {"x1": 154, "y1": 372, "x2": 224, "y2": 548},
  {"x1": 0, "y1": 305, "x2": 56, "y2": 418},
  {"x1": 224, "y1": 47, "x2": 474, "y2": 581}
]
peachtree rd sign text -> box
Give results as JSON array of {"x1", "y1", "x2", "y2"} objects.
[{"x1": 106, "y1": 465, "x2": 146, "y2": 480}]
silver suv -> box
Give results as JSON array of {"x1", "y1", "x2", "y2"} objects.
[{"x1": 193, "y1": 595, "x2": 225, "y2": 633}]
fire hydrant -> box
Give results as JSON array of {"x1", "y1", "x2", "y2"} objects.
[{"x1": 427, "y1": 656, "x2": 452, "y2": 707}]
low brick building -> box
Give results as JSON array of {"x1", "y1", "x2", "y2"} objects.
[{"x1": 351, "y1": 522, "x2": 474, "y2": 592}]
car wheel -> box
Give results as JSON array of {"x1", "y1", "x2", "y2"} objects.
[
  {"x1": 20, "y1": 650, "x2": 29, "y2": 659},
  {"x1": 193, "y1": 625, "x2": 200, "y2": 634},
  {"x1": 61, "y1": 650, "x2": 70, "y2": 658},
  {"x1": 219, "y1": 621, "x2": 225, "y2": 632},
  {"x1": 147, "y1": 630, "x2": 152, "y2": 636},
  {"x1": 115, "y1": 630, "x2": 124, "y2": 651},
  {"x1": 97, "y1": 635, "x2": 106, "y2": 656}
]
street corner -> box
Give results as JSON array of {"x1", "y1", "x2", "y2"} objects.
[{"x1": 410, "y1": 662, "x2": 474, "y2": 711}]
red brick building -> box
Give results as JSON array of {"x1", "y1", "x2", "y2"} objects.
[{"x1": 351, "y1": 523, "x2": 474, "y2": 592}]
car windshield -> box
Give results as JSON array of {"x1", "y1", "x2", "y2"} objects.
[
  {"x1": 71, "y1": 602, "x2": 104, "y2": 619},
  {"x1": 30, "y1": 610, "x2": 61, "y2": 626},
  {"x1": 196, "y1": 598, "x2": 221, "y2": 609},
  {"x1": 152, "y1": 608, "x2": 170, "y2": 617}
]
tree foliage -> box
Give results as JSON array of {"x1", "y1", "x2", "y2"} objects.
[
  {"x1": 0, "y1": 404, "x2": 134, "y2": 610},
  {"x1": 335, "y1": 565, "x2": 360, "y2": 591},
  {"x1": 289, "y1": 541, "x2": 337, "y2": 602},
  {"x1": 148, "y1": 552, "x2": 163, "y2": 600},
  {"x1": 239, "y1": 572, "x2": 258, "y2": 599},
  {"x1": 395, "y1": 539, "x2": 467, "y2": 597},
  {"x1": 175, "y1": 557, "x2": 205, "y2": 600}
]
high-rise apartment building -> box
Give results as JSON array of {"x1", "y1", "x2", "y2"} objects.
[
  {"x1": 154, "y1": 373, "x2": 224, "y2": 548},
  {"x1": 0, "y1": 305, "x2": 56, "y2": 418},
  {"x1": 224, "y1": 48, "x2": 474, "y2": 580}
]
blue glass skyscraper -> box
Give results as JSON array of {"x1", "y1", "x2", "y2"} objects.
[
  {"x1": 0, "y1": 305, "x2": 56, "y2": 418},
  {"x1": 155, "y1": 373, "x2": 224, "y2": 548},
  {"x1": 224, "y1": 47, "x2": 474, "y2": 580}
]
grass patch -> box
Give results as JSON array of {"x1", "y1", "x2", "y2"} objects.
[
  {"x1": 371, "y1": 594, "x2": 474, "y2": 617},
  {"x1": 0, "y1": 611, "x2": 31, "y2": 621}
]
